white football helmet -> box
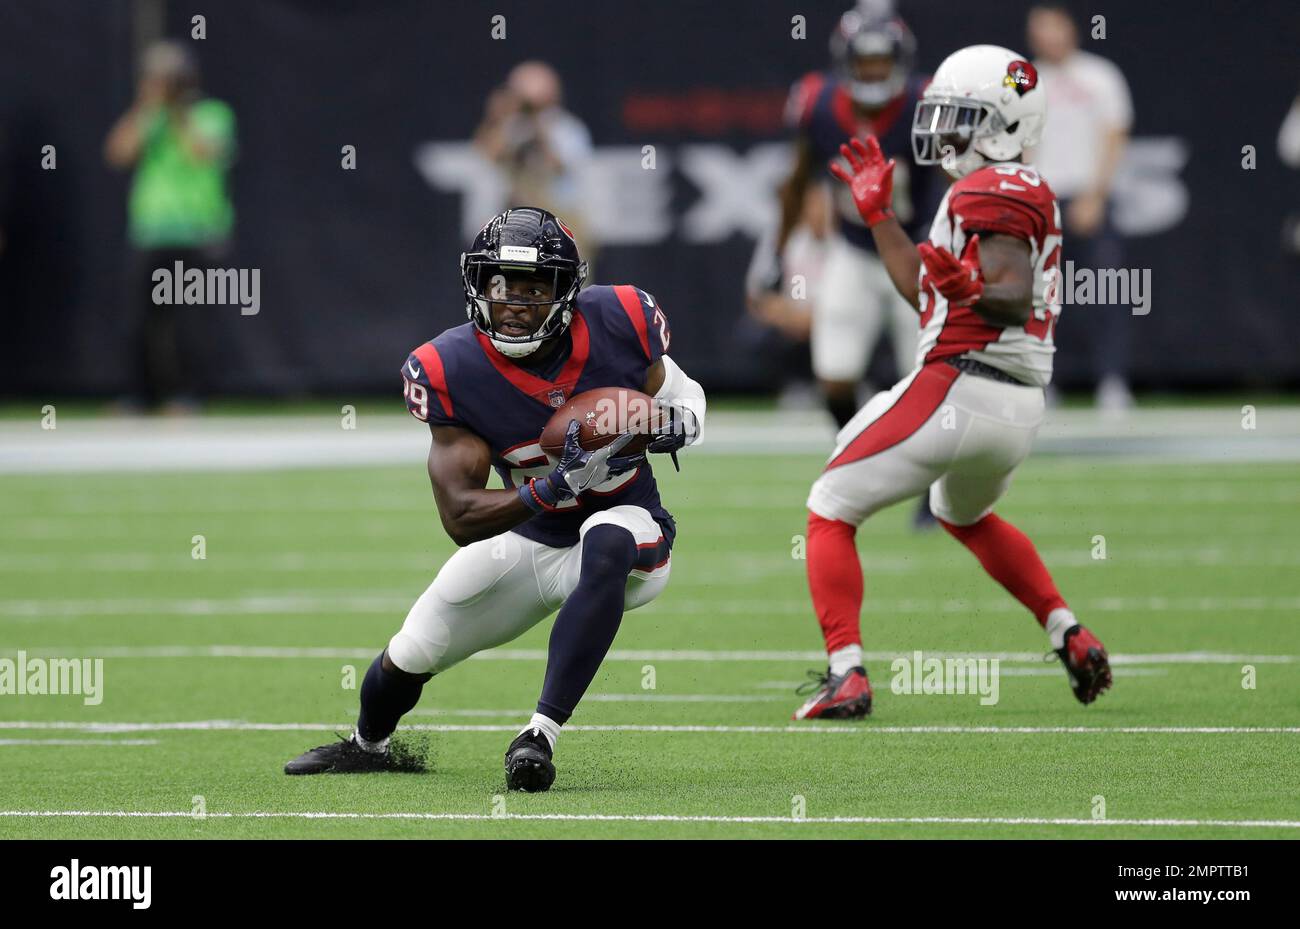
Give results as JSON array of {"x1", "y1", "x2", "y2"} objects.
[{"x1": 912, "y1": 44, "x2": 1047, "y2": 179}]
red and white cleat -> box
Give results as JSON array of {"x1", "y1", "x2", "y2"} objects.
[
  {"x1": 792, "y1": 666, "x2": 873, "y2": 720},
  {"x1": 1055, "y1": 625, "x2": 1113, "y2": 704}
]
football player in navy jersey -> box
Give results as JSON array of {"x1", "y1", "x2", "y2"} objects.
[{"x1": 285, "y1": 207, "x2": 706, "y2": 791}]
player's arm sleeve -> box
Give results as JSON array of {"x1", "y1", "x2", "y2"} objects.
[
  {"x1": 401, "y1": 347, "x2": 458, "y2": 428},
  {"x1": 784, "y1": 72, "x2": 825, "y2": 132},
  {"x1": 653, "y1": 354, "x2": 706, "y2": 446}
]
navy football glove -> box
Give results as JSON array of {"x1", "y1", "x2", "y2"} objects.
[{"x1": 520, "y1": 420, "x2": 643, "y2": 514}]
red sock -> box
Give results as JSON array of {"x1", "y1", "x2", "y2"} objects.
[
  {"x1": 806, "y1": 512, "x2": 863, "y2": 652},
  {"x1": 938, "y1": 513, "x2": 1067, "y2": 626}
]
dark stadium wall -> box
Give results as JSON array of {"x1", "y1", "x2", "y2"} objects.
[{"x1": 1, "y1": 0, "x2": 1298, "y2": 396}]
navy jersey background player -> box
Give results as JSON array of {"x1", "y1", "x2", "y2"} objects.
[
  {"x1": 769, "y1": 3, "x2": 945, "y2": 526},
  {"x1": 786, "y1": 37, "x2": 936, "y2": 253},
  {"x1": 285, "y1": 207, "x2": 707, "y2": 791}
]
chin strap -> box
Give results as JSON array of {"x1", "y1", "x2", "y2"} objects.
[
  {"x1": 480, "y1": 303, "x2": 573, "y2": 358},
  {"x1": 490, "y1": 335, "x2": 545, "y2": 359}
]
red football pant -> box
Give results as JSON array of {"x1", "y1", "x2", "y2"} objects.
[
  {"x1": 938, "y1": 512, "x2": 1067, "y2": 626},
  {"x1": 806, "y1": 512, "x2": 863, "y2": 653}
]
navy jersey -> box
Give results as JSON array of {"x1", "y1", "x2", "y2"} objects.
[
  {"x1": 786, "y1": 71, "x2": 943, "y2": 249},
  {"x1": 402, "y1": 284, "x2": 676, "y2": 550}
]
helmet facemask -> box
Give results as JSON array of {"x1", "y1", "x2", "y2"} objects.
[
  {"x1": 461, "y1": 251, "x2": 586, "y2": 358},
  {"x1": 912, "y1": 96, "x2": 1012, "y2": 178},
  {"x1": 846, "y1": 62, "x2": 906, "y2": 108}
]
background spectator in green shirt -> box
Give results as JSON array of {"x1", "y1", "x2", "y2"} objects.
[{"x1": 104, "y1": 40, "x2": 236, "y2": 411}]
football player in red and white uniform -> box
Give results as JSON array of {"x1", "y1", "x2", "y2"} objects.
[{"x1": 794, "y1": 45, "x2": 1111, "y2": 720}]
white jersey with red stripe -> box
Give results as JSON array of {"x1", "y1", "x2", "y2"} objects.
[{"x1": 915, "y1": 162, "x2": 1063, "y2": 387}]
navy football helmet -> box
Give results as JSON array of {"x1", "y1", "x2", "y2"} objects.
[
  {"x1": 830, "y1": 1, "x2": 916, "y2": 108},
  {"x1": 460, "y1": 207, "x2": 588, "y2": 358}
]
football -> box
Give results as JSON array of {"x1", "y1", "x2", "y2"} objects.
[{"x1": 539, "y1": 386, "x2": 663, "y2": 460}]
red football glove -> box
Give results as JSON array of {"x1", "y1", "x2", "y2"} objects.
[
  {"x1": 918, "y1": 235, "x2": 984, "y2": 307},
  {"x1": 827, "y1": 136, "x2": 895, "y2": 227}
]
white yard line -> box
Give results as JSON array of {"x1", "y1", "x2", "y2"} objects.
[
  {"x1": 0, "y1": 594, "x2": 411, "y2": 617},
  {"x1": 0, "y1": 739, "x2": 158, "y2": 746},
  {"x1": 405, "y1": 695, "x2": 791, "y2": 716},
  {"x1": 0, "y1": 645, "x2": 1292, "y2": 665},
  {"x1": 0, "y1": 809, "x2": 1294, "y2": 829},
  {"x1": 0, "y1": 720, "x2": 1295, "y2": 735},
  {"x1": 995, "y1": 667, "x2": 1169, "y2": 677},
  {"x1": 5, "y1": 593, "x2": 1300, "y2": 618},
  {"x1": 3, "y1": 547, "x2": 1297, "y2": 573},
  {"x1": 406, "y1": 708, "x2": 531, "y2": 717},
  {"x1": 583, "y1": 693, "x2": 791, "y2": 702},
  {"x1": 3, "y1": 485, "x2": 1298, "y2": 517},
  {"x1": 0, "y1": 645, "x2": 1286, "y2": 667},
  {"x1": 0, "y1": 553, "x2": 449, "y2": 572}
]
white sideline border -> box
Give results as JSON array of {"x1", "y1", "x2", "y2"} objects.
[
  {"x1": 1, "y1": 720, "x2": 1297, "y2": 735},
  {"x1": 0, "y1": 809, "x2": 1296, "y2": 829}
]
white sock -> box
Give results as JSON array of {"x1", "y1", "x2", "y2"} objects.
[
  {"x1": 522, "y1": 713, "x2": 561, "y2": 751},
  {"x1": 1045, "y1": 607, "x2": 1079, "y2": 651},
  {"x1": 828, "y1": 644, "x2": 864, "y2": 677},
  {"x1": 352, "y1": 731, "x2": 389, "y2": 754}
]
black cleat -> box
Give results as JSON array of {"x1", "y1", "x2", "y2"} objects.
[
  {"x1": 284, "y1": 733, "x2": 394, "y2": 775},
  {"x1": 1054, "y1": 624, "x2": 1113, "y2": 705},
  {"x1": 504, "y1": 728, "x2": 555, "y2": 792}
]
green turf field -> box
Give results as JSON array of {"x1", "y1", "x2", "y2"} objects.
[{"x1": 1, "y1": 451, "x2": 1298, "y2": 838}]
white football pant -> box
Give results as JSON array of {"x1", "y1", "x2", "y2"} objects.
[
  {"x1": 807, "y1": 362, "x2": 1046, "y2": 527},
  {"x1": 811, "y1": 236, "x2": 919, "y2": 384},
  {"x1": 387, "y1": 505, "x2": 671, "y2": 675}
]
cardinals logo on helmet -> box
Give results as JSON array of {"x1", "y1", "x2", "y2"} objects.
[{"x1": 1003, "y1": 60, "x2": 1038, "y2": 96}]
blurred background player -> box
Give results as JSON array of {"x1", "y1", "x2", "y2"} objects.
[
  {"x1": 1025, "y1": 3, "x2": 1135, "y2": 413},
  {"x1": 103, "y1": 40, "x2": 236, "y2": 413},
  {"x1": 794, "y1": 45, "x2": 1111, "y2": 720},
  {"x1": 1277, "y1": 83, "x2": 1300, "y2": 258},
  {"x1": 762, "y1": 1, "x2": 943, "y2": 527},
  {"x1": 474, "y1": 61, "x2": 597, "y2": 269},
  {"x1": 741, "y1": 182, "x2": 829, "y2": 408}
]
